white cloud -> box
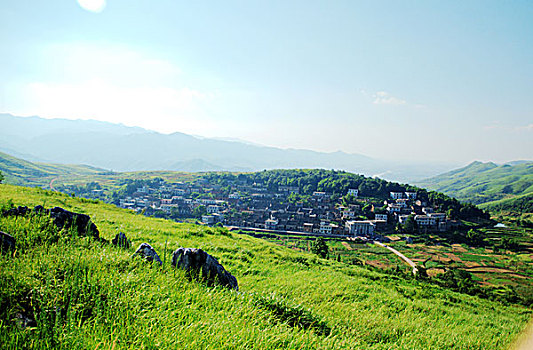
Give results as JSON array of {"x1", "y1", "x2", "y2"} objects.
[{"x1": 372, "y1": 91, "x2": 407, "y2": 105}]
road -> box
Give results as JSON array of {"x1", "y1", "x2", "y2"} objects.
[
  {"x1": 374, "y1": 241, "x2": 418, "y2": 275},
  {"x1": 49, "y1": 177, "x2": 58, "y2": 191}
]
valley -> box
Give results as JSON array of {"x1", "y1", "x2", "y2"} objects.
[
  {"x1": 1, "y1": 152, "x2": 532, "y2": 307},
  {"x1": 0, "y1": 184, "x2": 531, "y2": 349}
]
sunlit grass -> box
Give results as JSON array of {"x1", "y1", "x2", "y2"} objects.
[{"x1": 0, "y1": 184, "x2": 531, "y2": 349}]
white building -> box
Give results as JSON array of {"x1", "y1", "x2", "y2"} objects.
[
  {"x1": 343, "y1": 210, "x2": 357, "y2": 219},
  {"x1": 207, "y1": 205, "x2": 222, "y2": 214},
  {"x1": 229, "y1": 193, "x2": 241, "y2": 199},
  {"x1": 422, "y1": 207, "x2": 434, "y2": 214},
  {"x1": 428, "y1": 213, "x2": 446, "y2": 223},
  {"x1": 202, "y1": 215, "x2": 215, "y2": 225},
  {"x1": 265, "y1": 219, "x2": 279, "y2": 230},
  {"x1": 374, "y1": 214, "x2": 388, "y2": 222},
  {"x1": 346, "y1": 220, "x2": 375, "y2": 236},
  {"x1": 390, "y1": 192, "x2": 405, "y2": 200},
  {"x1": 347, "y1": 188, "x2": 359, "y2": 197},
  {"x1": 396, "y1": 199, "x2": 409, "y2": 208},
  {"x1": 202, "y1": 214, "x2": 224, "y2": 225},
  {"x1": 405, "y1": 192, "x2": 417, "y2": 200},
  {"x1": 319, "y1": 221, "x2": 333, "y2": 235},
  {"x1": 199, "y1": 199, "x2": 217, "y2": 205},
  {"x1": 415, "y1": 215, "x2": 436, "y2": 227},
  {"x1": 387, "y1": 204, "x2": 402, "y2": 214}
]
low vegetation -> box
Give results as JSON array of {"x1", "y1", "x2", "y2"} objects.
[
  {"x1": 416, "y1": 161, "x2": 533, "y2": 205},
  {"x1": 0, "y1": 184, "x2": 531, "y2": 349}
]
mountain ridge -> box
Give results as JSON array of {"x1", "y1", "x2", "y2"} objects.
[
  {"x1": 416, "y1": 161, "x2": 533, "y2": 205},
  {"x1": 0, "y1": 113, "x2": 456, "y2": 181}
]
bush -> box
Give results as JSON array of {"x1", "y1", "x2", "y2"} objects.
[{"x1": 311, "y1": 238, "x2": 328, "y2": 259}]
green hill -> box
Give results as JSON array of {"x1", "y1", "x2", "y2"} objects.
[
  {"x1": 416, "y1": 161, "x2": 533, "y2": 205},
  {"x1": 0, "y1": 151, "x2": 109, "y2": 187},
  {"x1": 0, "y1": 184, "x2": 531, "y2": 349}
]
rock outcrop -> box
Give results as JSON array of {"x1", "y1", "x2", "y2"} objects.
[
  {"x1": 48, "y1": 207, "x2": 100, "y2": 238},
  {"x1": 0, "y1": 231, "x2": 15, "y2": 254},
  {"x1": 2, "y1": 205, "x2": 100, "y2": 239},
  {"x1": 171, "y1": 248, "x2": 238, "y2": 290},
  {"x1": 133, "y1": 243, "x2": 162, "y2": 265},
  {"x1": 2, "y1": 206, "x2": 30, "y2": 217},
  {"x1": 111, "y1": 232, "x2": 131, "y2": 248}
]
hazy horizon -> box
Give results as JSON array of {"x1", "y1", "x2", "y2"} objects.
[{"x1": 1, "y1": 1, "x2": 532, "y2": 164}]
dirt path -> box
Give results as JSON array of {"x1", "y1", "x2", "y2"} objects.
[
  {"x1": 49, "y1": 177, "x2": 59, "y2": 191},
  {"x1": 374, "y1": 241, "x2": 418, "y2": 275},
  {"x1": 341, "y1": 242, "x2": 353, "y2": 250}
]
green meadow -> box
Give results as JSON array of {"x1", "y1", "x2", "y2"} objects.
[{"x1": 0, "y1": 184, "x2": 531, "y2": 349}]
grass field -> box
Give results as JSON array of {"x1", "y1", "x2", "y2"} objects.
[
  {"x1": 1, "y1": 184, "x2": 532, "y2": 349},
  {"x1": 265, "y1": 227, "x2": 533, "y2": 305}
]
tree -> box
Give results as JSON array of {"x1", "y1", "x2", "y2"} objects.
[
  {"x1": 192, "y1": 205, "x2": 207, "y2": 218},
  {"x1": 466, "y1": 229, "x2": 485, "y2": 246},
  {"x1": 342, "y1": 194, "x2": 357, "y2": 206},
  {"x1": 404, "y1": 214, "x2": 418, "y2": 233},
  {"x1": 0, "y1": 170, "x2": 3, "y2": 184},
  {"x1": 311, "y1": 237, "x2": 329, "y2": 259}
]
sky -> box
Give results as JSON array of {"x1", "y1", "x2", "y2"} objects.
[{"x1": 1, "y1": 0, "x2": 532, "y2": 164}]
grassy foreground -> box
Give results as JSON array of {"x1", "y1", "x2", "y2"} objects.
[{"x1": 0, "y1": 184, "x2": 531, "y2": 349}]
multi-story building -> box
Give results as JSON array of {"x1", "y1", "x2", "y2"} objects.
[{"x1": 346, "y1": 220, "x2": 375, "y2": 236}]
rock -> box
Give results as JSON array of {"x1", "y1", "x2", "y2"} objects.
[
  {"x1": 15, "y1": 312, "x2": 36, "y2": 329},
  {"x1": 48, "y1": 207, "x2": 100, "y2": 239},
  {"x1": 133, "y1": 243, "x2": 162, "y2": 265},
  {"x1": 171, "y1": 248, "x2": 238, "y2": 290},
  {"x1": 111, "y1": 232, "x2": 131, "y2": 248},
  {"x1": 2, "y1": 206, "x2": 30, "y2": 217},
  {"x1": 33, "y1": 205, "x2": 46, "y2": 214},
  {"x1": 2, "y1": 205, "x2": 100, "y2": 239},
  {"x1": 0, "y1": 231, "x2": 15, "y2": 254}
]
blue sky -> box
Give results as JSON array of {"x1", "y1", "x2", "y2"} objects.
[{"x1": 1, "y1": 0, "x2": 532, "y2": 163}]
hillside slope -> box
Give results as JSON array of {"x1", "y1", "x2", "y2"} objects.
[
  {"x1": 0, "y1": 184, "x2": 530, "y2": 349},
  {"x1": 416, "y1": 161, "x2": 533, "y2": 205},
  {"x1": 0, "y1": 151, "x2": 109, "y2": 187}
]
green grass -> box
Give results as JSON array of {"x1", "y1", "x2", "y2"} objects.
[
  {"x1": 415, "y1": 161, "x2": 533, "y2": 205},
  {"x1": 0, "y1": 184, "x2": 531, "y2": 349},
  {"x1": 0, "y1": 151, "x2": 107, "y2": 187}
]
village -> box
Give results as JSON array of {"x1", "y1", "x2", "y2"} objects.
[{"x1": 108, "y1": 176, "x2": 457, "y2": 239}]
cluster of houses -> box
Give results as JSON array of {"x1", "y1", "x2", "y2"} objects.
[{"x1": 113, "y1": 177, "x2": 455, "y2": 238}]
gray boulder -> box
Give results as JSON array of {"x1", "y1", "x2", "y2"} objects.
[
  {"x1": 2, "y1": 205, "x2": 100, "y2": 239},
  {"x1": 2, "y1": 206, "x2": 30, "y2": 217},
  {"x1": 171, "y1": 248, "x2": 238, "y2": 290},
  {"x1": 133, "y1": 243, "x2": 162, "y2": 265},
  {"x1": 112, "y1": 232, "x2": 130, "y2": 248},
  {"x1": 33, "y1": 205, "x2": 46, "y2": 214},
  {"x1": 0, "y1": 231, "x2": 15, "y2": 254},
  {"x1": 48, "y1": 207, "x2": 100, "y2": 238}
]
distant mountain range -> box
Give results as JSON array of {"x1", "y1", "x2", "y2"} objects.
[
  {"x1": 416, "y1": 161, "x2": 533, "y2": 206},
  {"x1": 0, "y1": 113, "x2": 459, "y2": 182}
]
